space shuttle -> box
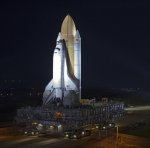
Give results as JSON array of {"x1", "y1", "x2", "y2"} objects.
[{"x1": 43, "y1": 15, "x2": 81, "y2": 106}]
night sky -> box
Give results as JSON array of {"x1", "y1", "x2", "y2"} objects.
[{"x1": 0, "y1": 1, "x2": 150, "y2": 89}]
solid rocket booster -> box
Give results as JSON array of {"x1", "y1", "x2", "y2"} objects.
[
  {"x1": 74, "y1": 30, "x2": 81, "y2": 99},
  {"x1": 74, "y1": 30, "x2": 81, "y2": 81}
]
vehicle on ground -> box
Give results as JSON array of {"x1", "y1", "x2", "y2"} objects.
[
  {"x1": 24, "y1": 128, "x2": 39, "y2": 136},
  {"x1": 65, "y1": 129, "x2": 91, "y2": 139}
]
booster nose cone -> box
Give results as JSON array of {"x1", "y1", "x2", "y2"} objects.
[
  {"x1": 61, "y1": 15, "x2": 76, "y2": 39},
  {"x1": 56, "y1": 32, "x2": 62, "y2": 42},
  {"x1": 75, "y1": 30, "x2": 81, "y2": 40}
]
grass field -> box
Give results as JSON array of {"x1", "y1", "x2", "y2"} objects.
[
  {"x1": 124, "y1": 125, "x2": 150, "y2": 138},
  {"x1": 116, "y1": 106, "x2": 150, "y2": 138}
]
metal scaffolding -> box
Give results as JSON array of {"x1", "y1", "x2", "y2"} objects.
[{"x1": 15, "y1": 101, "x2": 124, "y2": 133}]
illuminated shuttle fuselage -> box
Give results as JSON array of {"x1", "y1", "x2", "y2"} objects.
[{"x1": 43, "y1": 15, "x2": 81, "y2": 106}]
